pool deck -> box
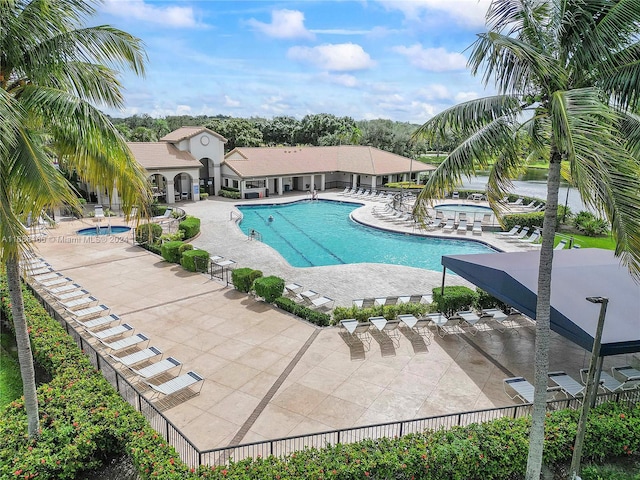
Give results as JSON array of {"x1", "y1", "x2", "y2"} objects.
[{"x1": 27, "y1": 192, "x2": 636, "y2": 457}]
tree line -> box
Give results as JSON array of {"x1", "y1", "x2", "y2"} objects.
[{"x1": 108, "y1": 113, "x2": 456, "y2": 157}]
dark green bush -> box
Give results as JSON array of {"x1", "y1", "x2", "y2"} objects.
[
  {"x1": 135, "y1": 222, "x2": 163, "y2": 246},
  {"x1": 574, "y1": 211, "x2": 609, "y2": 236},
  {"x1": 332, "y1": 302, "x2": 429, "y2": 323},
  {"x1": 273, "y1": 297, "x2": 331, "y2": 326},
  {"x1": 161, "y1": 240, "x2": 184, "y2": 263},
  {"x1": 221, "y1": 186, "x2": 239, "y2": 193},
  {"x1": 178, "y1": 243, "x2": 194, "y2": 254},
  {"x1": 181, "y1": 249, "x2": 210, "y2": 272},
  {"x1": 231, "y1": 267, "x2": 263, "y2": 293},
  {"x1": 502, "y1": 211, "x2": 545, "y2": 231},
  {"x1": 178, "y1": 216, "x2": 201, "y2": 239},
  {"x1": 475, "y1": 288, "x2": 509, "y2": 311},
  {"x1": 432, "y1": 285, "x2": 478, "y2": 316},
  {"x1": 218, "y1": 189, "x2": 241, "y2": 199},
  {"x1": 253, "y1": 276, "x2": 285, "y2": 303}
]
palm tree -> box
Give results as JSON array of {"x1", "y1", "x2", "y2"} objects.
[
  {"x1": 1, "y1": 0, "x2": 150, "y2": 438},
  {"x1": 412, "y1": 1, "x2": 640, "y2": 478}
]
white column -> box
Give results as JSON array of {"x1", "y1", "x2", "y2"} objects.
[
  {"x1": 309, "y1": 174, "x2": 315, "y2": 191},
  {"x1": 352, "y1": 173, "x2": 358, "y2": 188},
  {"x1": 166, "y1": 182, "x2": 175, "y2": 205},
  {"x1": 320, "y1": 174, "x2": 326, "y2": 191},
  {"x1": 278, "y1": 177, "x2": 284, "y2": 196},
  {"x1": 371, "y1": 176, "x2": 377, "y2": 190},
  {"x1": 192, "y1": 183, "x2": 200, "y2": 201}
]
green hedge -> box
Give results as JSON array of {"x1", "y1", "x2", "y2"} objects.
[
  {"x1": 332, "y1": 302, "x2": 429, "y2": 324},
  {"x1": 502, "y1": 211, "x2": 545, "y2": 232},
  {"x1": 253, "y1": 276, "x2": 285, "y2": 303},
  {"x1": 432, "y1": 286, "x2": 478, "y2": 317},
  {"x1": 231, "y1": 268, "x2": 263, "y2": 293},
  {"x1": 178, "y1": 216, "x2": 201, "y2": 240},
  {"x1": 218, "y1": 189, "x2": 241, "y2": 199},
  {"x1": 161, "y1": 240, "x2": 184, "y2": 263},
  {"x1": 2, "y1": 272, "x2": 640, "y2": 479},
  {"x1": 0, "y1": 273, "x2": 189, "y2": 479},
  {"x1": 273, "y1": 297, "x2": 331, "y2": 326},
  {"x1": 181, "y1": 249, "x2": 210, "y2": 273}
]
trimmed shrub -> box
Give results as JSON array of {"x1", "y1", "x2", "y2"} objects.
[
  {"x1": 178, "y1": 243, "x2": 194, "y2": 254},
  {"x1": 475, "y1": 288, "x2": 509, "y2": 311},
  {"x1": 273, "y1": 297, "x2": 331, "y2": 326},
  {"x1": 332, "y1": 302, "x2": 430, "y2": 324},
  {"x1": 218, "y1": 189, "x2": 241, "y2": 199},
  {"x1": 253, "y1": 276, "x2": 285, "y2": 303},
  {"x1": 134, "y1": 222, "x2": 162, "y2": 246},
  {"x1": 432, "y1": 285, "x2": 478, "y2": 317},
  {"x1": 199, "y1": 192, "x2": 209, "y2": 200},
  {"x1": 181, "y1": 249, "x2": 210, "y2": 272},
  {"x1": 231, "y1": 268, "x2": 263, "y2": 293},
  {"x1": 502, "y1": 211, "x2": 545, "y2": 232},
  {"x1": 161, "y1": 240, "x2": 183, "y2": 263},
  {"x1": 178, "y1": 216, "x2": 201, "y2": 239}
]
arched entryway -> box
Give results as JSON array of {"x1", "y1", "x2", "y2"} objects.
[
  {"x1": 148, "y1": 174, "x2": 168, "y2": 202},
  {"x1": 173, "y1": 172, "x2": 194, "y2": 202},
  {"x1": 199, "y1": 158, "x2": 215, "y2": 196}
]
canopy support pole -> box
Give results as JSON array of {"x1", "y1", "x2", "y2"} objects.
[{"x1": 440, "y1": 267, "x2": 446, "y2": 295}]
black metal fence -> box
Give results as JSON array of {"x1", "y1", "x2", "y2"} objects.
[{"x1": 30, "y1": 287, "x2": 640, "y2": 469}]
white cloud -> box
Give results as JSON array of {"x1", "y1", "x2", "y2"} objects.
[
  {"x1": 101, "y1": 0, "x2": 201, "y2": 28},
  {"x1": 224, "y1": 95, "x2": 241, "y2": 108},
  {"x1": 246, "y1": 9, "x2": 314, "y2": 40},
  {"x1": 176, "y1": 105, "x2": 192, "y2": 115},
  {"x1": 318, "y1": 72, "x2": 359, "y2": 87},
  {"x1": 376, "y1": 0, "x2": 491, "y2": 28},
  {"x1": 455, "y1": 91, "x2": 480, "y2": 103},
  {"x1": 393, "y1": 44, "x2": 467, "y2": 72},
  {"x1": 287, "y1": 43, "x2": 375, "y2": 72},
  {"x1": 260, "y1": 96, "x2": 292, "y2": 114},
  {"x1": 416, "y1": 84, "x2": 451, "y2": 101}
]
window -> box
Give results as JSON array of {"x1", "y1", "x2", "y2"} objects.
[
  {"x1": 232, "y1": 179, "x2": 239, "y2": 189},
  {"x1": 224, "y1": 178, "x2": 229, "y2": 187},
  {"x1": 245, "y1": 180, "x2": 265, "y2": 189}
]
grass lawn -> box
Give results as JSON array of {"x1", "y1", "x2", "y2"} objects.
[
  {"x1": 0, "y1": 333, "x2": 23, "y2": 408},
  {"x1": 555, "y1": 232, "x2": 616, "y2": 250}
]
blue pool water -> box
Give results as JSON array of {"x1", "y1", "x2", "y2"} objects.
[
  {"x1": 237, "y1": 200, "x2": 497, "y2": 270},
  {"x1": 77, "y1": 226, "x2": 131, "y2": 236}
]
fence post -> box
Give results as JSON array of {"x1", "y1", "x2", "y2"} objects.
[{"x1": 399, "y1": 422, "x2": 404, "y2": 438}]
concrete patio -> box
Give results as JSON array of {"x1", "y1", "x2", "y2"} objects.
[{"x1": 26, "y1": 193, "x2": 636, "y2": 453}]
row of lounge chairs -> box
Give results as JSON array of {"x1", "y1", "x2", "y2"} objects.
[
  {"x1": 352, "y1": 294, "x2": 432, "y2": 308},
  {"x1": 504, "y1": 365, "x2": 640, "y2": 404},
  {"x1": 338, "y1": 187, "x2": 395, "y2": 203},
  {"x1": 284, "y1": 283, "x2": 334, "y2": 311},
  {"x1": 339, "y1": 314, "x2": 433, "y2": 351},
  {"x1": 24, "y1": 256, "x2": 203, "y2": 406}
]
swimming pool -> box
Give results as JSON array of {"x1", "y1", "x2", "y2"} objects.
[
  {"x1": 77, "y1": 226, "x2": 131, "y2": 236},
  {"x1": 237, "y1": 200, "x2": 497, "y2": 270}
]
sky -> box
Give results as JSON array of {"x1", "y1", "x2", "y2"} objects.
[{"x1": 95, "y1": 0, "x2": 495, "y2": 124}]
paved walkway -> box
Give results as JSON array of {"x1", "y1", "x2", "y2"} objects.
[{"x1": 28, "y1": 196, "x2": 635, "y2": 454}]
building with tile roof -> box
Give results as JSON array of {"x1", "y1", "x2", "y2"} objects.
[{"x1": 88, "y1": 127, "x2": 435, "y2": 206}]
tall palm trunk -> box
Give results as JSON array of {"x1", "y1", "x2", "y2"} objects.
[
  {"x1": 6, "y1": 256, "x2": 40, "y2": 437},
  {"x1": 525, "y1": 147, "x2": 562, "y2": 479}
]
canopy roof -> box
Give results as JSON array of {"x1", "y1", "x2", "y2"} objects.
[{"x1": 442, "y1": 248, "x2": 640, "y2": 356}]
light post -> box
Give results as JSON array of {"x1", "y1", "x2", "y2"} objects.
[{"x1": 569, "y1": 296, "x2": 609, "y2": 480}]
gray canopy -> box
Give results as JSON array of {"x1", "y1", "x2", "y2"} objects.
[{"x1": 441, "y1": 248, "x2": 640, "y2": 356}]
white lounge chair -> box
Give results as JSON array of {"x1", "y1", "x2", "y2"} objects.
[
  {"x1": 611, "y1": 366, "x2": 640, "y2": 390},
  {"x1": 554, "y1": 240, "x2": 567, "y2": 250},
  {"x1": 310, "y1": 295, "x2": 334, "y2": 311},
  {"x1": 518, "y1": 230, "x2": 541, "y2": 246},
  {"x1": 456, "y1": 310, "x2": 481, "y2": 335},
  {"x1": 147, "y1": 371, "x2": 204, "y2": 399},
  {"x1": 442, "y1": 218, "x2": 455, "y2": 233},
  {"x1": 508, "y1": 197, "x2": 524, "y2": 206},
  {"x1": 496, "y1": 225, "x2": 521, "y2": 236},
  {"x1": 109, "y1": 346, "x2": 162, "y2": 367},
  {"x1": 481, "y1": 308, "x2": 512, "y2": 332},
  {"x1": 130, "y1": 357, "x2": 181, "y2": 379},
  {"x1": 65, "y1": 304, "x2": 110, "y2": 320},
  {"x1": 87, "y1": 323, "x2": 133, "y2": 340},
  {"x1": 76, "y1": 313, "x2": 121, "y2": 330},
  {"x1": 506, "y1": 226, "x2": 530, "y2": 241},
  {"x1": 46, "y1": 283, "x2": 82, "y2": 296},
  {"x1": 472, "y1": 219, "x2": 483, "y2": 235},
  {"x1": 338, "y1": 187, "x2": 350, "y2": 196},
  {"x1": 153, "y1": 207, "x2": 173, "y2": 222},
  {"x1": 60, "y1": 295, "x2": 99, "y2": 310},
  {"x1": 53, "y1": 288, "x2": 91, "y2": 301},
  {"x1": 548, "y1": 371, "x2": 585, "y2": 399},
  {"x1": 456, "y1": 219, "x2": 468, "y2": 234},
  {"x1": 504, "y1": 377, "x2": 535, "y2": 403},
  {"x1": 100, "y1": 333, "x2": 149, "y2": 352},
  {"x1": 340, "y1": 319, "x2": 371, "y2": 350},
  {"x1": 579, "y1": 369, "x2": 627, "y2": 393},
  {"x1": 94, "y1": 205, "x2": 105, "y2": 220}
]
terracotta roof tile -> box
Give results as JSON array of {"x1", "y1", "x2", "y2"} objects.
[
  {"x1": 160, "y1": 126, "x2": 227, "y2": 143},
  {"x1": 127, "y1": 142, "x2": 202, "y2": 170},
  {"x1": 223, "y1": 146, "x2": 434, "y2": 178}
]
